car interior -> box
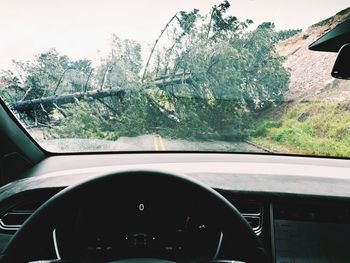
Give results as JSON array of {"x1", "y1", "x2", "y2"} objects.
[{"x1": 1, "y1": 1, "x2": 350, "y2": 263}]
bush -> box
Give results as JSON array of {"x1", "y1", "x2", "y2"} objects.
[
  {"x1": 251, "y1": 120, "x2": 281, "y2": 137},
  {"x1": 47, "y1": 101, "x2": 120, "y2": 140}
]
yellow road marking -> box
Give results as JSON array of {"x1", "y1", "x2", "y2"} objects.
[
  {"x1": 158, "y1": 135, "x2": 166, "y2": 151},
  {"x1": 153, "y1": 134, "x2": 159, "y2": 151},
  {"x1": 153, "y1": 134, "x2": 166, "y2": 151}
]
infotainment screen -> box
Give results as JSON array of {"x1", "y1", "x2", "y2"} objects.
[{"x1": 275, "y1": 219, "x2": 350, "y2": 263}]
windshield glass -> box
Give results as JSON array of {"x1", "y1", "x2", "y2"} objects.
[{"x1": 1, "y1": 0, "x2": 350, "y2": 156}]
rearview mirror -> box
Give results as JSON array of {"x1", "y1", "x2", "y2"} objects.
[{"x1": 332, "y1": 43, "x2": 350, "y2": 79}]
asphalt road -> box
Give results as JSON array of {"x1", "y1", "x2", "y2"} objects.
[{"x1": 41, "y1": 134, "x2": 266, "y2": 153}]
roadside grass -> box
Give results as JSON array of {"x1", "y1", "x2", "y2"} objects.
[{"x1": 250, "y1": 101, "x2": 350, "y2": 157}]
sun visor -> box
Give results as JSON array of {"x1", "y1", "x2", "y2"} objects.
[{"x1": 309, "y1": 19, "x2": 350, "y2": 52}]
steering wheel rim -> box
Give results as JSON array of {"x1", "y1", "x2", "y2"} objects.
[{"x1": 0, "y1": 170, "x2": 270, "y2": 263}]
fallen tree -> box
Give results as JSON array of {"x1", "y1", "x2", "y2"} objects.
[
  {"x1": 148, "y1": 74, "x2": 191, "y2": 89},
  {"x1": 10, "y1": 87, "x2": 126, "y2": 111},
  {"x1": 9, "y1": 74, "x2": 192, "y2": 112}
]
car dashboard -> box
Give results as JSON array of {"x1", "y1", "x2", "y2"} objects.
[{"x1": 1, "y1": 153, "x2": 350, "y2": 263}]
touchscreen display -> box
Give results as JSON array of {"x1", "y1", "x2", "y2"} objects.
[{"x1": 275, "y1": 220, "x2": 350, "y2": 263}]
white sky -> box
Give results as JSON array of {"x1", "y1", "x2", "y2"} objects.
[{"x1": 0, "y1": 0, "x2": 349, "y2": 70}]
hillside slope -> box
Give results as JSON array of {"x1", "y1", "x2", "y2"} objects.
[
  {"x1": 276, "y1": 7, "x2": 350, "y2": 101},
  {"x1": 251, "y1": 8, "x2": 350, "y2": 157}
]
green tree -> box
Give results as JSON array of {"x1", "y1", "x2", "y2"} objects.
[{"x1": 277, "y1": 28, "x2": 302, "y2": 41}]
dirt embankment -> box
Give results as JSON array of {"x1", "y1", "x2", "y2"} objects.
[{"x1": 276, "y1": 7, "x2": 350, "y2": 102}]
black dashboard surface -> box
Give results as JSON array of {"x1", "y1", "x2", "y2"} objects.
[{"x1": 2, "y1": 153, "x2": 350, "y2": 199}]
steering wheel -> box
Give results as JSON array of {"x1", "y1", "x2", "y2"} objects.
[{"x1": 0, "y1": 170, "x2": 270, "y2": 263}]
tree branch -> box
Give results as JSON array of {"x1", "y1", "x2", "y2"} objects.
[{"x1": 142, "y1": 13, "x2": 179, "y2": 82}]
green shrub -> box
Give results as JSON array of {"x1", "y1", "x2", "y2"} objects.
[{"x1": 251, "y1": 120, "x2": 281, "y2": 137}]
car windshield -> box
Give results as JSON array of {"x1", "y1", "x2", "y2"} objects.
[{"x1": 0, "y1": 0, "x2": 350, "y2": 156}]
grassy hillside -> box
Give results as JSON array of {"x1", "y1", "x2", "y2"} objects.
[
  {"x1": 251, "y1": 7, "x2": 350, "y2": 157},
  {"x1": 251, "y1": 101, "x2": 350, "y2": 157}
]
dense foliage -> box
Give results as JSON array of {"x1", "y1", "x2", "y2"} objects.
[{"x1": 0, "y1": 1, "x2": 295, "y2": 142}]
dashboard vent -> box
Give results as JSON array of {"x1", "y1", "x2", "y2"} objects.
[
  {"x1": 0, "y1": 194, "x2": 57, "y2": 233},
  {"x1": 229, "y1": 200, "x2": 263, "y2": 236},
  {"x1": 0, "y1": 212, "x2": 32, "y2": 231}
]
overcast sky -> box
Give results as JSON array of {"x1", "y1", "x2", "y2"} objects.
[{"x1": 0, "y1": 0, "x2": 349, "y2": 70}]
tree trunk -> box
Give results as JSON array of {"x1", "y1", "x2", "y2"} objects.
[
  {"x1": 10, "y1": 74, "x2": 192, "y2": 112},
  {"x1": 11, "y1": 87, "x2": 125, "y2": 111}
]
